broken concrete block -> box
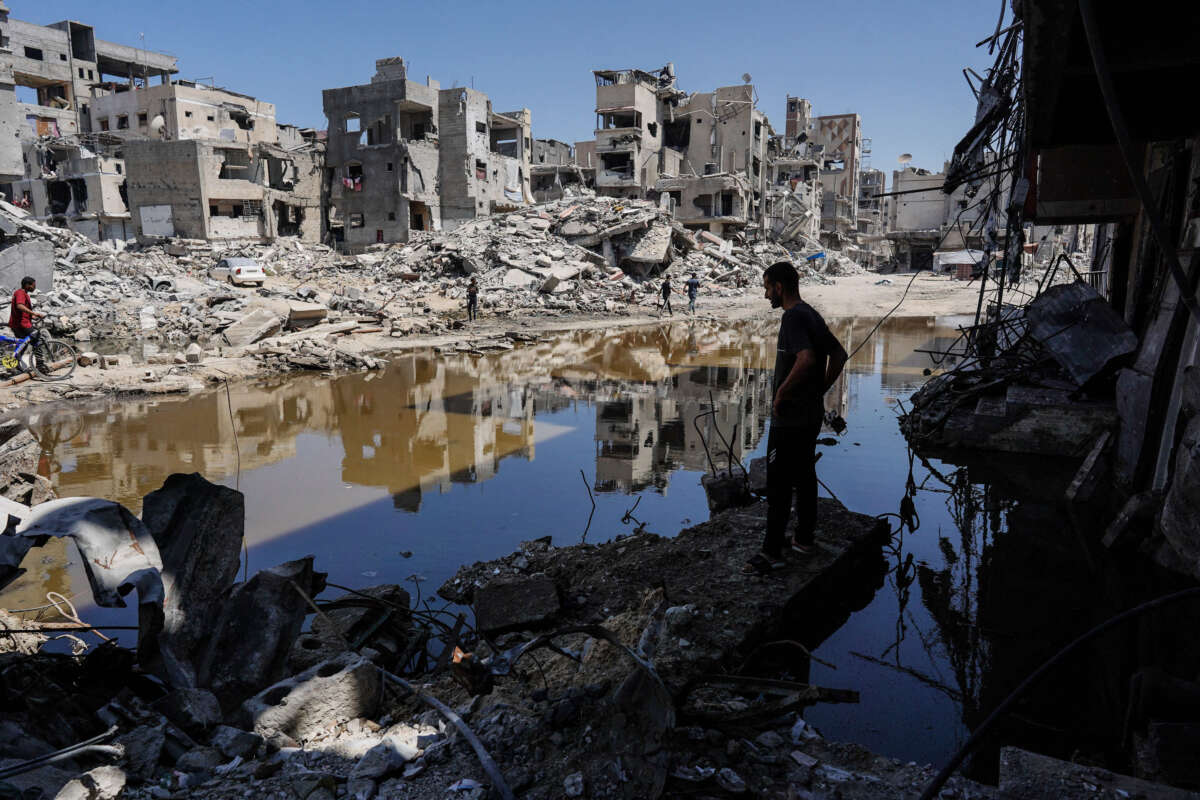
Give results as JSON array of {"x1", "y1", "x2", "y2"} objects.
[
  {"x1": 53, "y1": 765, "x2": 126, "y2": 800},
  {"x1": 141, "y1": 474, "x2": 245, "y2": 677},
  {"x1": 77, "y1": 351, "x2": 99, "y2": 367},
  {"x1": 175, "y1": 746, "x2": 223, "y2": 772},
  {"x1": 185, "y1": 343, "x2": 204, "y2": 364},
  {"x1": 220, "y1": 308, "x2": 282, "y2": 348},
  {"x1": 539, "y1": 275, "x2": 561, "y2": 294},
  {"x1": 350, "y1": 735, "x2": 420, "y2": 782},
  {"x1": 701, "y1": 469, "x2": 750, "y2": 513},
  {"x1": 535, "y1": 254, "x2": 554, "y2": 268},
  {"x1": 209, "y1": 725, "x2": 263, "y2": 760},
  {"x1": 200, "y1": 556, "x2": 326, "y2": 711},
  {"x1": 747, "y1": 456, "x2": 767, "y2": 495},
  {"x1": 156, "y1": 688, "x2": 222, "y2": 737},
  {"x1": 115, "y1": 724, "x2": 165, "y2": 781},
  {"x1": 238, "y1": 653, "x2": 381, "y2": 742},
  {"x1": 73, "y1": 328, "x2": 92, "y2": 342},
  {"x1": 503, "y1": 269, "x2": 539, "y2": 289},
  {"x1": 474, "y1": 573, "x2": 560, "y2": 634},
  {"x1": 287, "y1": 301, "x2": 329, "y2": 330}
]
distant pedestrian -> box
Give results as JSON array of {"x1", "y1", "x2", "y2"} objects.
[
  {"x1": 660, "y1": 277, "x2": 673, "y2": 316},
  {"x1": 744, "y1": 261, "x2": 847, "y2": 575},
  {"x1": 466, "y1": 278, "x2": 479, "y2": 321},
  {"x1": 686, "y1": 273, "x2": 700, "y2": 314}
]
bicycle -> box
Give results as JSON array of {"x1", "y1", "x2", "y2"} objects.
[{"x1": 0, "y1": 323, "x2": 78, "y2": 381}]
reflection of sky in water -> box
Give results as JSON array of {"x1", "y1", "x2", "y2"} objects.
[{"x1": 7, "y1": 314, "x2": 1026, "y2": 771}]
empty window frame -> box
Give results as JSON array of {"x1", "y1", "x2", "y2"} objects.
[
  {"x1": 599, "y1": 151, "x2": 633, "y2": 179},
  {"x1": 345, "y1": 114, "x2": 361, "y2": 133},
  {"x1": 475, "y1": 159, "x2": 487, "y2": 180},
  {"x1": 598, "y1": 110, "x2": 640, "y2": 130},
  {"x1": 23, "y1": 46, "x2": 43, "y2": 61},
  {"x1": 349, "y1": 213, "x2": 364, "y2": 228},
  {"x1": 475, "y1": 121, "x2": 487, "y2": 134},
  {"x1": 117, "y1": 115, "x2": 129, "y2": 129},
  {"x1": 138, "y1": 112, "x2": 148, "y2": 127}
]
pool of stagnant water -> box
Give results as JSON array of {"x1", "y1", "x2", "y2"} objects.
[{"x1": 6, "y1": 313, "x2": 1194, "y2": 781}]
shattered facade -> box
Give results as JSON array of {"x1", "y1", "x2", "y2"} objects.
[
  {"x1": 87, "y1": 80, "x2": 277, "y2": 145},
  {"x1": 322, "y1": 57, "x2": 532, "y2": 252},
  {"x1": 123, "y1": 136, "x2": 324, "y2": 242},
  {"x1": 3, "y1": 14, "x2": 177, "y2": 140},
  {"x1": 813, "y1": 112, "x2": 863, "y2": 247},
  {"x1": 530, "y1": 138, "x2": 593, "y2": 202}
]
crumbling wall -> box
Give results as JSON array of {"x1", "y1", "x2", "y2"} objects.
[
  {"x1": 437, "y1": 87, "x2": 492, "y2": 230},
  {"x1": 124, "y1": 139, "x2": 208, "y2": 239}
]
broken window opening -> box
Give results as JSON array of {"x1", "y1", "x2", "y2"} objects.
[
  {"x1": 138, "y1": 112, "x2": 148, "y2": 127},
  {"x1": 396, "y1": 109, "x2": 434, "y2": 141},
  {"x1": 46, "y1": 182, "x2": 71, "y2": 215},
  {"x1": 475, "y1": 121, "x2": 487, "y2": 134},
  {"x1": 23, "y1": 46, "x2": 43, "y2": 61},
  {"x1": 115, "y1": 163, "x2": 122, "y2": 175},
  {"x1": 489, "y1": 129, "x2": 518, "y2": 158},
  {"x1": 349, "y1": 213, "x2": 364, "y2": 228},
  {"x1": 599, "y1": 151, "x2": 633, "y2": 179},
  {"x1": 99, "y1": 118, "x2": 110, "y2": 131},
  {"x1": 346, "y1": 162, "x2": 363, "y2": 179},
  {"x1": 663, "y1": 119, "x2": 691, "y2": 149},
  {"x1": 646, "y1": 122, "x2": 658, "y2": 137},
  {"x1": 667, "y1": 190, "x2": 682, "y2": 211},
  {"x1": 117, "y1": 115, "x2": 129, "y2": 130},
  {"x1": 754, "y1": 120, "x2": 763, "y2": 139},
  {"x1": 720, "y1": 192, "x2": 735, "y2": 216},
  {"x1": 185, "y1": 111, "x2": 193, "y2": 118},
  {"x1": 411, "y1": 201, "x2": 429, "y2": 231},
  {"x1": 824, "y1": 158, "x2": 845, "y2": 171},
  {"x1": 206, "y1": 115, "x2": 214, "y2": 122},
  {"x1": 386, "y1": 162, "x2": 393, "y2": 172},
  {"x1": 475, "y1": 159, "x2": 487, "y2": 181},
  {"x1": 367, "y1": 115, "x2": 392, "y2": 146},
  {"x1": 387, "y1": 211, "x2": 396, "y2": 221},
  {"x1": 217, "y1": 148, "x2": 252, "y2": 180},
  {"x1": 345, "y1": 114, "x2": 361, "y2": 133},
  {"x1": 599, "y1": 111, "x2": 639, "y2": 130}
]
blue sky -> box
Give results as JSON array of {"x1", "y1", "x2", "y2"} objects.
[{"x1": 34, "y1": 0, "x2": 1005, "y2": 178}]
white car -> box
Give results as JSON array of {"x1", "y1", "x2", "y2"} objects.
[{"x1": 209, "y1": 257, "x2": 266, "y2": 287}]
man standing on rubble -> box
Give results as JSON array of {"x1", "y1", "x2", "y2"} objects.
[
  {"x1": 466, "y1": 278, "x2": 479, "y2": 322},
  {"x1": 686, "y1": 273, "x2": 700, "y2": 314},
  {"x1": 660, "y1": 276, "x2": 673, "y2": 316},
  {"x1": 745, "y1": 262, "x2": 847, "y2": 574}
]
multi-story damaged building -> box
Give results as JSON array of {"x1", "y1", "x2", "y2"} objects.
[
  {"x1": 3, "y1": 13, "x2": 177, "y2": 140},
  {"x1": 590, "y1": 65, "x2": 772, "y2": 236},
  {"x1": 8, "y1": 133, "x2": 133, "y2": 244},
  {"x1": 813, "y1": 113, "x2": 864, "y2": 246},
  {"x1": 763, "y1": 134, "x2": 822, "y2": 248},
  {"x1": 0, "y1": 10, "x2": 321, "y2": 247},
  {"x1": 321, "y1": 57, "x2": 532, "y2": 252},
  {"x1": 123, "y1": 134, "x2": 323, "y2": 242},
  {"x1": 87, "y1": 80, "x2": 277, "y2": 145}
]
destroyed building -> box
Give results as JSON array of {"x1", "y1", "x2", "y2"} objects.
[
  {"x1": 813, "y1": 112, "x2": 864, "y2": 248},
  {"x1": 87, "y1": 80, "x2": 277, "y2": 145},
  {"x1": 530, "y1": 138, "x2": 593, "y2": 202},
  {"x1": 321, "y1": 57, "x2": 533, "y2": 252},
  {"x1": 763, "y1": 132, "x2": 822, "y2": 249},
  {"x1": 123, "y1": 135, "x2": 323, "y2": 242}
]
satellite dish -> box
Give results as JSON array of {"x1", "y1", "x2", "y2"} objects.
[
  {"x1": 898, "y1": 153, "x2": 913, "y2": 165},
  {"x1": 150, "y1": 114, "x2": 166, "y2": 135},
  {"x1": 742, "y1": 73, "x2": 752, "y2": 84}
]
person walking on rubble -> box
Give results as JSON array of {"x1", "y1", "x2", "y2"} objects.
[
  {"x1": 466, "y1": 278, "x2": 479, "y2": 322},
  {"x1": 8, "y1": 276, "x2": 47, "y2": 371},
  {"x1": 745, "y1": 261, "x2": 847, "y2": 574},
  {"x1": 660, "y1": 276, "x2": 673, "y2": 316},
  {"x1": 686, "y1": 272, "x2": 700, "y2": 314}
]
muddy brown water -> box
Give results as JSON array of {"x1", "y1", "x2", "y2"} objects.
[{"x1": 6, "y1": 315, "x2": 1195, "y2": 782}]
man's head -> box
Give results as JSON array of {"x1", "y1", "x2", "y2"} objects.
[
  {"x1": 762, "y1": 261, "x2": 799, "y2": 309},
  {"x1": 20, "y1": 276, "x2": 35, "y2": 292}
]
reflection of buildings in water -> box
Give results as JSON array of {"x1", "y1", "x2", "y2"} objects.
[{"x1": 592, "y1": 363, "x2": 773, "y2": 493}]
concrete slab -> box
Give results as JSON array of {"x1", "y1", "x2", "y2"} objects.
[{"x1": 0, "y1": 240, "x2": 54, "y2": 292}]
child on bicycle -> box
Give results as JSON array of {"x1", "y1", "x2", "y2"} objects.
[{"x1": 9, "y1": 276, "x2": 46, "y2": 369}]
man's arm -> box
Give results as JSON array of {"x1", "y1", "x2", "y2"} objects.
[
  {"x1": 14, "y1": 297, "x2": 43, "y2": 319},
  {"x1": 823, "y1": 338, "x2": 848, "y2": 393}
]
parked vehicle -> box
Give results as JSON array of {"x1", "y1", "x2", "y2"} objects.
[{"x1": 209, "y1": 257, "x2": 266, "y2": 287}]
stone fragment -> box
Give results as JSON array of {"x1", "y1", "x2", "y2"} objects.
[
  {"x1": 563, "y1": 772, "x2": 584, "y2": 797},
  {"x1": 175, "y1": 746, "x2": 223, "y2": 771},
  {"x1": 73, "y1": 328, "x2": 92, "y2": 342},
  {"x1": 53, "y1": 766, "x2": 126, "y2": 800},
  {"x1": 157, "y1": 688, "x2": 222, "y2": 737},
  {"x1": 238, "y1": 653, "x2": 381, "y2": 742},
  {"x1": 473, "y1": 573, "x2": 560, "y2": 634},
  {"x1": 220, "y1": 308, "x2": 281, "y2": 347},
  {"x1": 77, "y1": 351, "x2": 99, "y2": 367},
  {"x1": 185, "y1": 342, "x2": 203, "y2": 364},
  {"x1": 350, "y1": 735, "x2": 420, "y2": 781},
  {"x1": 209, "y1": 725, "x2": 263, "y2": 759},
  {"x1": 141, "y1": 474, "x2": 245, "y2": 679},
  {"x1": 116, "y1": 723, "x2": 165, "y2": 780},
  {"x1": 200, "y1": 556, "x2": 326, "y2": 710}
]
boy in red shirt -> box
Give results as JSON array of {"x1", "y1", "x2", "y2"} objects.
[{"x1": 9, "y1": 276, "x2": 46, "y2": 370}]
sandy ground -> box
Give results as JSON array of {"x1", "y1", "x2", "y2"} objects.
[{"x1": 0, "y1": 272, "x2": 981, "y2": 416}]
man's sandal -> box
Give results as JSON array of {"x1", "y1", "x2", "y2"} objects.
[
  {"x1": 743, "y1": 552, "x2": 786, "y2": 574},
  {"x1": 789, "y1": 540, "x2": 814, "y2": 556}
]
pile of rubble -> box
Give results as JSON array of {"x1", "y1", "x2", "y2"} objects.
[{"x1": 0, "y1": 193, "x2": 858, "y2": 363}]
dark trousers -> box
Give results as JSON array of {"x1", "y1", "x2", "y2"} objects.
[
  {"x1": 467, "y1": 299, "x2": 478, "y2": 321},
  {"x1": 662, "y1": 295, "x2": 672, "y2": 315},
  {"x1": 764, "y1": 421, "x2": 820, "y2": 557}
]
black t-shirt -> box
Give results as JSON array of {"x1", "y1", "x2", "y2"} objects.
[{"x1": 773, "y1": 301, "x2": 838, "y2": 427}]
